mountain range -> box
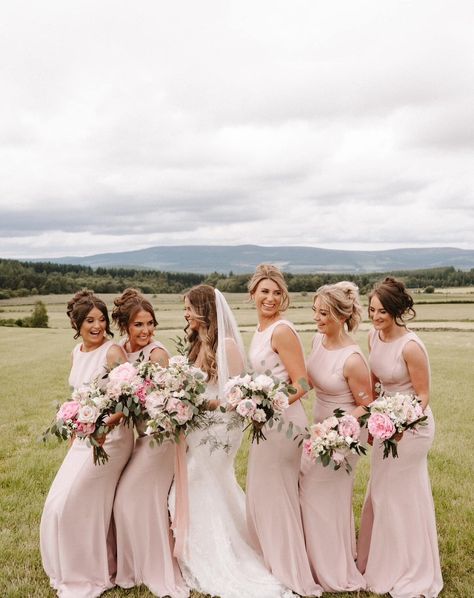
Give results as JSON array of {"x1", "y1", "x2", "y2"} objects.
[{"x1": 33, "y1": 245, "x2": 474, "y2": 274}]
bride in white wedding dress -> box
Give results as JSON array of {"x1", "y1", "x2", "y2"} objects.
[{"x1": 169, "y1": 285, "x2": 295, "y2": 598}]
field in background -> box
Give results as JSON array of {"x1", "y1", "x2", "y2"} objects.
[{"x1": 0, "y1": 291, "x2": 473, "y2": 597}]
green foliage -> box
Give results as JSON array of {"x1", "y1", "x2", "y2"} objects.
[
  {"x1": 425, "y1": 285, "x2": 435, "y2": 293},
  {"x1": 1, "y1": 259, "x2": 474, "y2": 298},
  {"x1": 0, "y1": 300, "x2": 49, "y2": 328}
]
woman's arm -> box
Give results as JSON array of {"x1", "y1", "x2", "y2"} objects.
[
  {"x1": 403, "y1": 340, "x2": 430, "y2": 409},
  {"x1": 271, "y1": 325, "x2": 308, "y2": 404},
  {"x1": 104, "y1": 344, "x2": 128, "y2": 427},
  {"x1": 149, "y1": 347, "x2": 169, "y2": 367},
  {"x1": 343, "y1": 352, "x2": 373, "y2": 419}
]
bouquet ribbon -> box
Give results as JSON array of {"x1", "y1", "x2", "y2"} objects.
[{"x1": 172, "y1": 431, "x2": 189, "y2": 559}]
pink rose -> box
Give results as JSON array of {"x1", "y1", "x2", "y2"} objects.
[
  {"x1": 368, "y1": 413, "x2": 396, "y2": 440},
  {"x1": 136, "y1": 380, "x2": 153, "y2": 404},
  {"x1": 226, "y1": 385, "x2": 244, "y2": 408},
  {"x1": 236, "y1": 398, "x2": 257, "y2": 418},
  {"x1": 303, "y1": 439, "x2": 313, "y2": 458},
  {"x1": 338, "y1": 415, "x2": 361, "y2": 440},
  {"x1": 167, "y1": 398, "x2": 193, "y2": 424},
  {"x1": 75, "y1": 421, "x2": 96, "y2": 436},
  {"x1": 272, "y1": 391, "x2": 289, "y2": 414},
  {"x1": 57, "y1": 401, "x2": 80, "y2": 422}
]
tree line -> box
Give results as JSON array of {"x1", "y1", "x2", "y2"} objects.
[{"x1": 0, "y1": 259, "x2": 473, "y2": 299}]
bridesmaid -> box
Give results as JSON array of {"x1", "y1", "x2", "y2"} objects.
[
  {"x1": 40, "y1": 290, "x2": 134, "y2": 598},
  {"x1": 245, "y1": 264, "x2": 322, "y2": 597},
  {"x1": 111, "y1": 289, "x2": 188, "y2": 597},
  {"x1": 299, "y1": 281, "x2": 371, "y2": 592},
  {"x1": 357, "y1": 277, "x2": 443, "y2": 597}
]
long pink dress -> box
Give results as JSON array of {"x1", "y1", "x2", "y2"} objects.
[
  {"x1": 40, "y1": 340, "x2": 134, "y2": 598},
  {"x1": 300, "y1": 334, "x2": 367, "y2": 592},
  {"x1": 357, "y1": 329, "x2": 443, "y2": 598},
  {"x1": 113, "y1": 341, "x2": 188, "y2": 598},
  {"x1": 246, "y1": 320, "x2": 322, "y2": 597}
]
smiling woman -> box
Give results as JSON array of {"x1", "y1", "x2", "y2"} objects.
[{"x1": 39, "y1": 290, "x2": 134, "y2": 598}]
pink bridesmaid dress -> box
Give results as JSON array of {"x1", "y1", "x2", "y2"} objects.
[
  {"x1": 113, "y1": 341, "x2": 188, "y2": 598},
  {"x1": 300, "y1": 334, "x2": 367, "y2": 592},
  {"x1": 246, "y1": 320, "x2": 322, "y2": 597},
  {"x1": 357, "y1": 329, "x2": 443, "y2": 598},
  {"x1": 40, "y1": 340, "x2": 134, "y2": 598}
]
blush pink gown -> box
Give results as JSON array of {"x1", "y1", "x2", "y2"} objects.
[
  {"x1": 300, "y1": 334, "x2": 367, "y2": 592},
  {"x1": 113, "y1": 341, "x2": 188, "y2": 598},
  {"x1": 357, "y1": 329, "x2": 443, "y2": 598},
  {"x1": 246, "y1": 319, "x2": 322, "y2": 597},
  {"x1": 40, "y1": 340, "x2": 134, "y2": 598}
]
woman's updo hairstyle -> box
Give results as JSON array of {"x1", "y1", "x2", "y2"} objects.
[
  {"x1": 369, "y1": 276, "x2": 416, "y2": 325},
  {"x1": 248, "y1": 263, "x2": 290, "y2": 312},
  {"x1": 314, "y1": 281, "x2": 363, "y2": 332},
  {"x1": 185, "y1": 284, "x2": 218, "y2": 381},
  {"x1": 66, "y1": 290, "x2": 112, "y2": 340},
  {"x1": 112, "y1": 288, "x2": 158, "y2": 335}
]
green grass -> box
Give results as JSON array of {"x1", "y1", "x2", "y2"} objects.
[{"x1": 0, "y1": 294, "x2": 473, "y2": 597}]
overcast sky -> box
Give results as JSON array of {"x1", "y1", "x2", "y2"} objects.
[{"x1": 1, "y1": 0, "x2": 473, "y2": 259}]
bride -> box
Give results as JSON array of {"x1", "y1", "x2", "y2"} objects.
[{"x1": 170, "y1": 285, "x2": 294, "y2": 598}]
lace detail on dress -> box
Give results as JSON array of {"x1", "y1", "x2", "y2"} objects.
[{"x1": 169, "y1": 386, "x2": 297, "y2": 598}]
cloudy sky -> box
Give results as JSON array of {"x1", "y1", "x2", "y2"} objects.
[{"x1": 1, "y1": 0, "x2": 473, "y2": 259}]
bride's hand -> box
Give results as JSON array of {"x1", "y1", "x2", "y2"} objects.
[{"x1": 204, "y1": 399, "x2": 219, "y2": 411}]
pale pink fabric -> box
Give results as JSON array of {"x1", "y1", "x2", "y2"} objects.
[
  {"x1": 357, "y1": 329, "x2": 443, "y2": 598},
  {"x1": 246, "y1": 320, "x2": 322, "y2": 596},
  {"x1": 300, "y1": 334, "x2": 367, "y2": 592},
  {"x1": 113, "y1": 341, "x2": 188, "y2": 598},
  {"x1": 40, "y1": 340, "x2": 134, "y2": 598}
]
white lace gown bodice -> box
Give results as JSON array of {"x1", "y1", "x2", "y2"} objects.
[{"x1": 169, "y1": 383, "x2": 294, "y2": 598}]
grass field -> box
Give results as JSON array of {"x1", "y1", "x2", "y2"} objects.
[{"x1": 0, "y1": 292, "x2": 473, "y2": 597}]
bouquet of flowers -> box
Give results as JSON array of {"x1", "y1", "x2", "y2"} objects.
[
  {"x1": 302, "y1": 408, "x2": 367, "y2": 473},
  {"x1": 223, "y1": 371, "x2": 295, "y2": 443},
  {"x1": 361, "y1": 387, "x2": 427, "y2": 458},
  {"x1": 42, "y1": 380, "x2": 114, "y2": 465},
  {"x1": 141, "y1": 356, "x2": 209, "y2": 443},
  {"x1": 105, "y1": 360, "x2": 147, "y2": 426}
]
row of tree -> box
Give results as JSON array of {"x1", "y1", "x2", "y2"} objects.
[{"x1": 0, "y1": 259, "x2": 473, "y2": 298}]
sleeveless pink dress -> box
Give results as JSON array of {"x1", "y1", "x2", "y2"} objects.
[
  {"x1": 113, "y1": 341, "x2": 188, "y2": 598},
  {"x1": 300, "y1": 334, "x2": 367, "y2": 592},
  {"x1": 357, "y1": 329, "x2": 443, "y2": 598},
  {"x1": 245, "y1": 320, "x2": 322, "y2": 597},
  {"x1": 40, "y1": 340, "x2": 134, "y2": 598}
]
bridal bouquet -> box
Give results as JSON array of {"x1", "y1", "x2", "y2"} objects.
[
  {"x1": 303, "y1": 408, "x2": 367, "y2": 473},
  {"x1": 223, "y1": 371, "x2": 295, "y2": 443},
  {"x1": 42, "y1": 380, "x2": 114, "y2": 465},
  {"x1": 142, "y1": 356, "x2": 209, "y2": 443},
  {"x1": 361, "y1": 387, "x2": 427, "y2": 458},
  {"x1": 105, "y1": 360, "x2": 150, "y2": 426}
]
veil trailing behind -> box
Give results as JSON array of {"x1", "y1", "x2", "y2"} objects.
[{"x1": 169, "y1": 289, "x2": 295, "y2": 598}]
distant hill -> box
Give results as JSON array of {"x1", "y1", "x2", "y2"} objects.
[{"x1": 32, "y1": 245, "x2": 474, "y2": 274}]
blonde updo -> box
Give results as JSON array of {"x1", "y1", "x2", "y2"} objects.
[
  {"x1": 66, "y1": 289, "x2": 113, "y2": 339},
  {"x1": 248, "y1": 263, "x2": 290, "y2": 312},
  {"x1": 112, "y1": 288, "x2": 158, "y2": 336},
  {"x1": 314, "y1": 281, "x2": 363, "y2": 332}
]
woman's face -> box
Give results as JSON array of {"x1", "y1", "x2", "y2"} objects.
[
  {"x1": 369, "y1": 294, "x2": 394, "y2": 332},
  {"x1": 312, "y1": 296, "x2": 342, "y2": 336},
  {"x1": 79, "y1": 307, "x2": 107, "y2": 347},
  {"x1": 184, "y1": 296, "x2": 202, "y2": 333},
  {"x1": 253, "y1": 278, "x2": 282, "y2": 319},
  {"x1": 127, "y1": 309, "x2": 155, "y2": 352}
]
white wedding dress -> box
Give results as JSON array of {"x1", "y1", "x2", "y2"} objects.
[{"x1": 169, "y1": 383, "x2": 295, "y2": 598}]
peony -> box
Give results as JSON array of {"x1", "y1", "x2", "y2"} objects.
[
  {"x1": 77, "y1": 404, "x2": 100, "y2": 424},
  {"x1": 57, "y1": 401, "x2": 80, "y2": 422},
  {"x1": 145, "y1": 391, "x2": 167, "y2": 416},
  {"x1": 108, "y1": 362, "x2": 138, "y2": 386},
  {"x1": 338, "y1": 415, "x2": 361, "y2": 440},
  {"x1": 368, "y1": 412, "x2": 396, "y2": 440},
  {"x1": 252, "y1": 374, "x2": 275, "y2": 392}
]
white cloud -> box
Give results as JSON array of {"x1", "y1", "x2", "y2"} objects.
[{"x1": 0, "y1": 0, "x2": 473, "y2": 259}]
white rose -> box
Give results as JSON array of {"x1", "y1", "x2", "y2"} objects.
[{"x1": 77, "y1": 404, "x2": 99, "y2": 424}]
